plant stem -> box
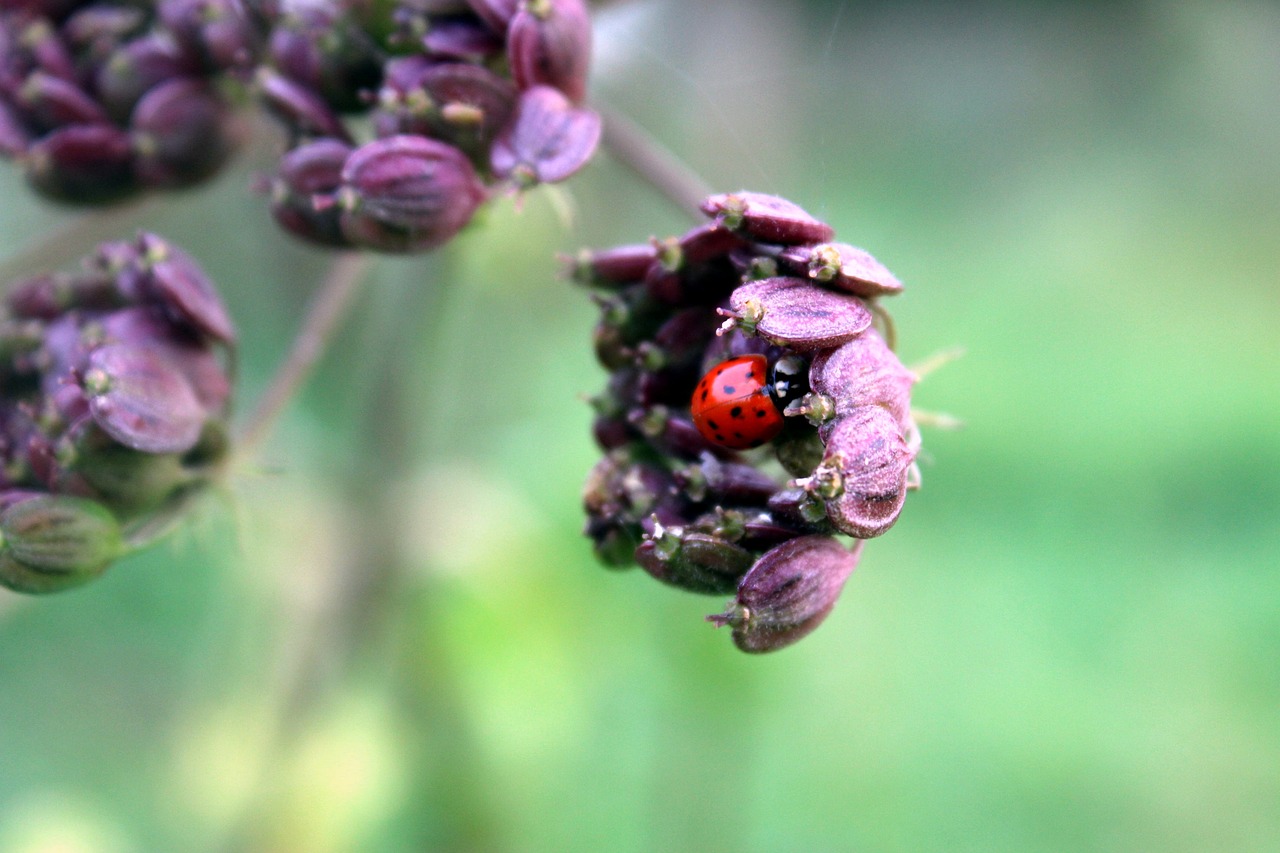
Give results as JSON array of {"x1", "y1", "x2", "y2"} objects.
[
  {"x1": 598, "y1": 103, "x2": 713, "y2": 217},
  {"x1": 237, "y1": 251, "x2": 369, "y2": 455}
]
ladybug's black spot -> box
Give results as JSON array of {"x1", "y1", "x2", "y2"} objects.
[
  {"x1": 755, "y1": 409, "x2": 767, "y2": 418},
  {"x1": 714, "y1": 433, "x2": 726, "y2": 442},
  {"x1": 723, "y1": 385, "x2": 736, "y2": 394},
  {"x1": 730, "y1": 406, "x2": 743, "y2": 418},
  {"x1": 707, "y1": 419, "x2": 719, "y2": 430},
  {"x1": 733, "y1": 431, "x2": 745, "y2": 440},
  {"x1": 700, "y1": 389, "x2": 708, "y2": 401}
]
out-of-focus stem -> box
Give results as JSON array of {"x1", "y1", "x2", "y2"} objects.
[
  {"x1": 237, "y1": 252, "x2": 369, "y2": 455},
  {"x1": 598, "y1": 103, "x2": 712, "y2": 218}
]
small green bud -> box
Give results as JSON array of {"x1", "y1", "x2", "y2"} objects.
[{"x1": 0, "y1": 494, "x2": 123, "y2": 594}]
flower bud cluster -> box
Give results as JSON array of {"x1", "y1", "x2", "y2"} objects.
[
  {"x1": 256, "y1": 0, "x2": 599, "y2": 252},
  {"x1": 0, "y1": 233, "x2": 235, "y2": 594},
  {"x1": 576, "y1": 192, "x2": 920, "y2": 652},
  {"x1": 0, "y1": 0, "x2": 259, "y2": 203}
]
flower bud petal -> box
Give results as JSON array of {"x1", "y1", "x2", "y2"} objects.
[
  {"x1": 0, "y1": 492, "x2": 122, "y2": 594},
  {"x1": 83, "y1": 343, "x2": 205, "y2": 454},
  {"x1": 708, "y1": 535, "x2": 862, "y2": 653},
  {"x1": 729, "y1": 277, "x2": 872, "y2": 351},
  {"x1": 778, "y1": 242, "x2": 904, "y2": 298},
  {"x1": 135, "y1": 233, "x2": 236, "y2": 343},
  {"x1": 809, "y1": 329, "x2": 915, "y2": 429},
  {"x1": 267, "y1": 137, "x2": 352, "y2": 247},
  {"x1": 339, "y1": 135, "x2": 487, "y2": 252},
  {"x1": 490, "y1": 84, "x2": 599, "y2": 185},
  {"x1": 820, "y1": 406, "x2": 914, "y2": 538},
  {"x1": 700, "y1": 192, "x2": 835, "y2": 245},
  {"x1": 25, "y1": 123, "x2": 134, "y2": 203},
  {"x1": 507, "y1": 0, "x2": 592, "y2": 103},
  {"x1": 129, "y1": 77, "x2": 233, "y2": 188}
]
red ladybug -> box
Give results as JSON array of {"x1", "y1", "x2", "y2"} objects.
[{"x1": 691, "y1": 354, "x2": 784, "y2": 450}]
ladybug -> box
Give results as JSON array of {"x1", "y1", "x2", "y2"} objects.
[{"x1": 690, "y1": 354, "x2": 809, "y2": 450}]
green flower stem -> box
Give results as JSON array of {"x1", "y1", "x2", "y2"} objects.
[{"x1": 237, "y1": 251, "x2": 370, "y2": 456}]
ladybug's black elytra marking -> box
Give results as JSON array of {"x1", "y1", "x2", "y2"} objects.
[
  {"x1": 755, "y1": 409, "x2": 766, "y2": 418},
  {"x1": 730, "y1": 406, "x2": 743, "y2": 418},
  {"x1": 707, "y1": 419, "x2": 719, "y2": 430}
]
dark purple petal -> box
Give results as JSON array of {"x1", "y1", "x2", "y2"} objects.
[
  {"x1": 101, "y1": 308, "x2": 231, "y2": 412},
  {"x1": 778, "y1": 242, "x2": 904, "y2": 298},
  {"x1": 820, "y1": 406, "x2": 914, "y2": 538},
  {"x1": 708, "y1": 535, "x2": 862, "y2": 653},
  {"x1": 507, "y1": 0, "x2": 591, "y2": 103},
  {"x1": 25, "y1": 123, "x2": 135, "y2": 203},
  {"x1": 729, "y1": 276, "x2": 872, "y2": 351},
  {"x1": 129, "y1": 78, "x2": 233, "y2": 188},
  {"x1": 490, "y1": 85, "x2": 599, "y2": 185},
  {"x1": 700, "y1": 192, "x2": 835, "y2": 245},
  {"x1": 467, "y1": 0, "x2": 519, "y2": 33},
  {"x1": 82, "y1": 343, "x2": 205, "y2": 454},
  {"x1": 570, "y1": 242, "x2": 658, "y2": 287},
  {"x1": 95, "y1": 33, "x2": 197, "y2": 119}
]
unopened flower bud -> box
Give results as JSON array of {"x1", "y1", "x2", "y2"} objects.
[
  {"x1": 817, "y1": 406, "x2": 915, "y2": 538},
  {"x1": 708, "y1": 535, "x2": 862, "y2": 653},
  {"x1": 809, "y1": 329, "x2": 915, "y2": 430},
  {"x1": 25, "y1": 123, "x2": 134, "y2": 203},
  {"x1": 507, "y1": 0, "x2": 591, "y2": 104},
  {"x1": 338, "y1": 135, "x2": 487, "y2": 251},
  {"x1": 130, "y1": 77, "x2": 234, "y2": 188},
  {"x1": 0, "y1": 492, "x2": 123, "y2": 594}
]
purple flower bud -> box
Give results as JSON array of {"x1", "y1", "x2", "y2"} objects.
[
  {"x1": 339, "y1": 135, "x2": 486, "y2": 252},
  {"x1": 701, "y1": 192, "x2": 836, "y2": 245},
  {"x1": 570, "y1": 242, "x2": 658, "y2": 288},
  {"x1": 130, "y1": 77, "x2": 234, "y2": 188},
  {"x1": 490, "y1": 84, "x2": 599, "y2": 186},
  {"x1": 100, "y1": 308, "x2": 231, "y2": 413},
  {"x1": 133, "y1": 233, "x2": 236, "y2": 343},
  {"x1": 25, "y1": 123, "x2": 134, "y2": 203},
  {"x1": 813, "y1": 406, "x2": 915, "y2": 538},
  {"x1": 808, "y1": 329, "x2": 915, "y2": 430},
  {"x1": 64, "y1": 7, "x2": 149, "y2": 63},
  {"x1": 675, "y1": 455, "x2": 778, "y2": 505},
  {"x1": 266, "y1": 137, "x2": 352, "y2": 247},
  {"x1": 373, "y1": 62, "x2": 515, "y2": 157},
  {"x1": 678, "y1": 223, "x2": 747, "y2": 266},
  {"x1": 95, "y1": 33, "x2": 197, "y2": 119},
  {"x1": 81, "y1": 343, "x2": 205, "y2": 454},
  {"x1": 778, "y1": 242, "x2": 904, "y2": 298},
  {"x1": 708, "y1": 535, "x2": 863, "y2": 653},
  {"x1": 0, "y1": 492, "x2": 123, "y2": 594},
  {"x1": 256, "y1": 67, "x2": 351, "y2": 142},
  {"x1": 507, "y1": 0, "x2": 592, "y2": 104},
  {"x1": 269, "y1": 6, "x2": 381, "y2": 112},
  {"x1": 727, "y1": 276, "x2": 873, "y2": 351},
  {"x1": 16, "y1": 71, "x2": 109, "y2": 130},
  {"x1": 161, "y1": 0, "x2": 262, "y2": 72}
]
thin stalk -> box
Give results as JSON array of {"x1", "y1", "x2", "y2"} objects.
[
  {"x1": 598, "y1": 103, "x2": 713, "y2": 217},
  {"x1": 237, "y1": 252, "x2": 369, "y2": 455}
]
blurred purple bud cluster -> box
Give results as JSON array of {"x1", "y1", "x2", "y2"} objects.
[
  {"x1": 0, "y1": 0, "x2": 259, "y2": 203},
  {"x1": 255, "y1": 0, "x2": 599, "y2": 252},
  {"x1": 0, "y1": 233, "x2": 235, "y2": 594},
  {"x1": 576, "y1": 192, "x2": 920, "y2": 653}
]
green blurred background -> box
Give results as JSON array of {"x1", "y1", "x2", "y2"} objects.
[{"x1": 1, "y1": 0, "x2": 1277, "y2": 850}]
